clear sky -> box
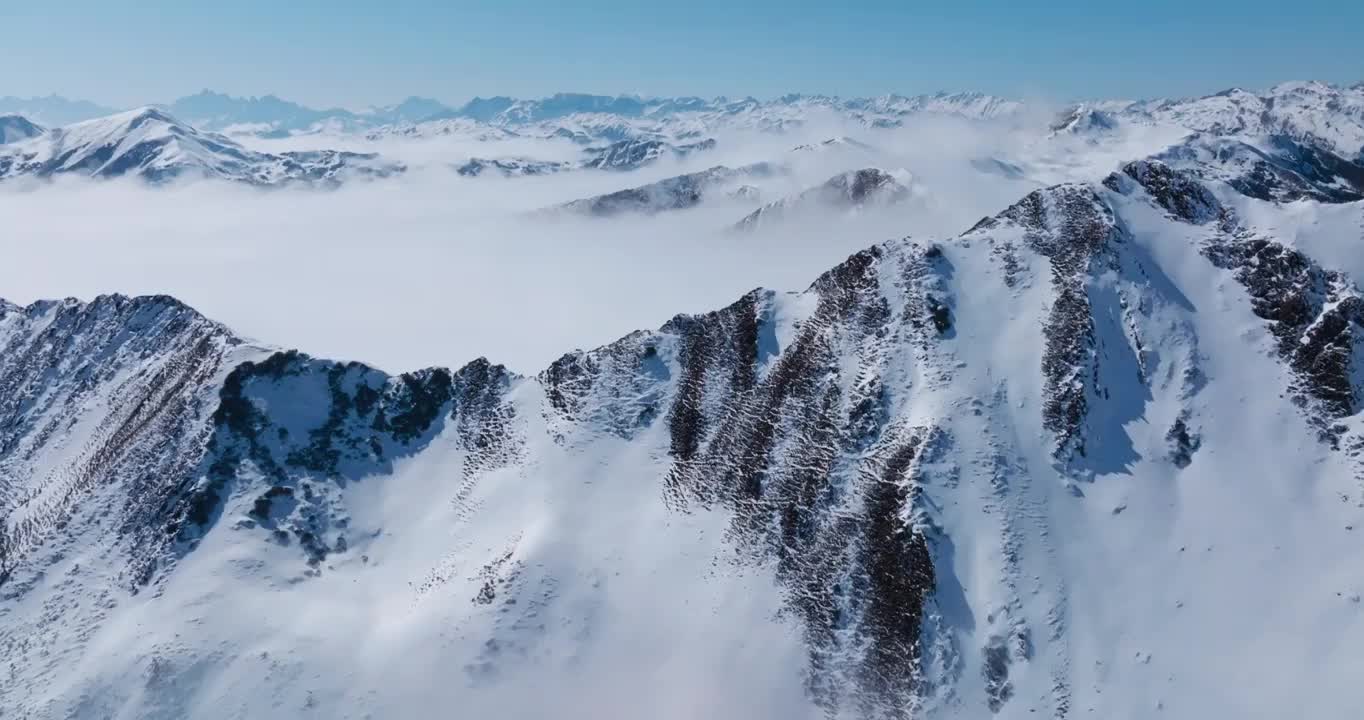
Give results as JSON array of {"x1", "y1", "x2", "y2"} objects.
[{"x1": 2, "y1": 0, "x2": 1360, "y2": 108}]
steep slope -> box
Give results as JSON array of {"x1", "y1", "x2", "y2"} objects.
[
  {"x1": 1152, "y1": 133, "x2": 1364, "y2": 203},
  {"x1": 1047, "y1": 105, "x2": 1119, "y2": 137},
  {"x1": 1134, "y1": 82, "x2": 1364, "y2": 159},
  {"x1": 3, "y1": 166, "x2": 1364, "y2": 719},
  {"x1": 0, "y1": 107, "x2": 403, "y2": 186},
  {"x1": 0, "y1": 115, "x2": 44, "y2": 145},
  {"x1": 734, "y1": 167, "x2": 913, "y2": 231}
]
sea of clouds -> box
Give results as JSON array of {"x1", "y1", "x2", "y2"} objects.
[{"x1": 0, "y1": 110, "x2": 1177, "y2": 375}]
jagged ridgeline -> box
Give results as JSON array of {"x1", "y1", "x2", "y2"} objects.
[{"x1": 3, "y1": 158, "x2": 1364, "y2": 717}]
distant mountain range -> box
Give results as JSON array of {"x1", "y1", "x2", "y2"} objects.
[
  {"x1": 2, "y1": 81, "x2": 1357, "y2": 149},
  {"x1": 0, "y1": 107, "x2": 402, "y2": 186},
  {"x1": 0, "y1": 89, "x2": 1026, "y2": 136},
  {"x1": 2, "y1": 81, "x2": 1361, "y2": 193}
]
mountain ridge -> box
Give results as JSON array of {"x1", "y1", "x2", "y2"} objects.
[
  {"x1": 0, "y1": 106, "x2": 403, "y2": 185},
  {"x1": 5, "y1": 145, "x2": 1364, "y2": 717}
]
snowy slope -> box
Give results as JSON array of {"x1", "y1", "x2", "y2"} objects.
[
  {"x1": 1151, "y1": 133, "x2": 1364, "y2": 203},
  {"x1": 455, "y1": 156, "x2": 574, "y2": 177},
  {"x1": 457, "y1": 137, "x2": 719, "y2": 178},
  {"x1": 553, "y1": 162, "x2": 782, "y2": 217},
  {"x1": 0, "y1": 116, "x2": 44, "y2": 145},
  {"x1": 364, "y1": 117, "x2": 517, "y2": 142},
  {"x1": 4, "y1": 152, "x2": 1364, "y2": 719},
  {"x1": 581, "y1": 137, "x2": 717, "y2": 171},
  {"x1": 0, "y1": 107, "x2": 403, "y2": 186},
  {"x1": 1135, "y1": 82, "x2": 1364, "y2": 158},
  {"x1": 734, "y1": 167, "x2": 914, "y2": 230},
  {"x1": 1063, "y1": 82, "x2": 1364, "y2": 161}
]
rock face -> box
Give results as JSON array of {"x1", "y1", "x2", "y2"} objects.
[
  {"x1": 0, "y1": 296, "x2": 247, "y2": 592},
  {"x1": 4, "y1": 159, "x2": 1364, "y2": 718},
  {"x1": 0, "y1": 107, "x2": 403, "y2": 186}
]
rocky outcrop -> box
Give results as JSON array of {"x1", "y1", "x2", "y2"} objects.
[
  {"x1": 0, "y1": 295, "x2": 244, "y2": 591},
  {"x1": 170, "y1": 353, "x2": 518, "y2": 566},
  {"x1": 1114, "y1": 158, "x2": 1364, "y2": 446}
]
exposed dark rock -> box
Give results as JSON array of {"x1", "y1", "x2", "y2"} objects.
[
  {"x1": 652, "y1": 244, "x2": 945, "y2": 715},
  {"x1": 1105, "y1": 160, "x2": 1222, "y2": 223},
  {"x1": 1166, "y1": 415, "x2": 1202, "y2": 468},
  {"x1": 1203, "y1": 235, "x2": 1364, "y2": 442},
  {"x1": 0, "y1": 295, "x2": 238, "y2": 591},
  {"x1": 991, "y1": 185, "x2": 1120, "y2": 462},
  {"x1": 167, "y1": 352, "x2": 515, "y2": 567}
]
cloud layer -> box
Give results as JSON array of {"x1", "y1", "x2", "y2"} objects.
[{"x1": 0, "y1": 112, "x2": 1151, "y2": 374}]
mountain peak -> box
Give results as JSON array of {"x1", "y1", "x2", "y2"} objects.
[{"x1": 0, "y1": 114, "x2": 45, "y2": 144}]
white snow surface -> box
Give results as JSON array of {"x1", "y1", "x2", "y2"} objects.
[{"x1": 2, "y1": 79, "x2": 1364, "y2": 720}]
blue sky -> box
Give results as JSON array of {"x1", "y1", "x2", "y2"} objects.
[{"x1": 2, "y1": 0, "x2": 1360, "y2": 108}]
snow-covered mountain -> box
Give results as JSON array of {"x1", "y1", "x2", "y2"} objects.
[
  {"x1": 0, "y1": 107, "x2": 403, "y2": 186},
  {"x1": 364, "y1": 117, "x2": 518, "y2": 142},
  {"x1": 455, "y1": 156, "x2": 574, "y2": 177},
  {"x1": 554, "y1": 162, "x2": 782, "y2": 217},
  {"x1": 4, "y1": 132, "x2": 1364, "y2": 718},
  {"x1": 0, "y1": 115, "x2": 44, "y2": 145},
  {"x1": 79, "y1": 89, "x2": 1026, "y2": 143},
  {"x1": 1047, "y1": 105, "x2": 1119, "y2": 136},
  {"x1": 454, "y1": 137, "x2": 718, "y2": 178},
  {"x1": 1064, "y1": 81, "x2": 1364, "y2": 160},
  {"x1": 1152, "y1": 133, "x2": 1364, "y2": 203},
  {"x1": 12, "y1": 81, "x2": 1364, "y2": 152},
  {"x1": 581, "y1": 137, "x2": 717, "y2": 171},
  {"x1": 164, "y1": 90, "x2": 361, "y2": 135},
  {"x1": 365, "y1": 96, "x2": 456, "y2": 125},
  {"x1": 734, "y1": 167, "x2": 913, "y2": 230}
]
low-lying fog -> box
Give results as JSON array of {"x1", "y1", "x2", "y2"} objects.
[{"x1": 0, "y1": 114, "x2": 1180, "y2": 374}]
